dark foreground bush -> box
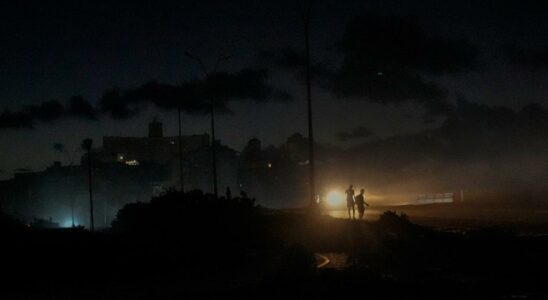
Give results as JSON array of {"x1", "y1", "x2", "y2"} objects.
[
  {"x1": 112, "y1": 190, "x2": 264, "y2": 243},
  {"x1": 109, "y1": 190, "x2": 282, "y2": 277},
  {"x1": 377, "y1": 210, "x2": 414, "y2": 232},
  {"x1": 276, "y1": 244, "x2": 316, "y2": 279}
]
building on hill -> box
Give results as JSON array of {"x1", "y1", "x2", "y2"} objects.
[
  {"x1": 0, "y1": 119, "x2": 239, "y2": 226},
  {"x1": 93, "y1": 119, "x2": 238, "y2": 192},
  {"x1": 95, "y1": 118, "x2": 210, "y2": 165}
]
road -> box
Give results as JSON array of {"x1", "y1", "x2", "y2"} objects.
[{"x1": 315, "y1": 252, "x2": 349, "y2": 269}]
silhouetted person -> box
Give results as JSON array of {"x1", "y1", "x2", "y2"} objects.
[
  {"x1": 355, "y1": 188, "x2": 369, "y2": 220},
  {"x1": 345, "y1": 184, "x2": 355, "y2": 219},
  {"x1": 316, "y1": 191, "x2": 323, "y2": 208},
  {"x1": 226, "y1": 187, "x2": 232, "y2": 200}
]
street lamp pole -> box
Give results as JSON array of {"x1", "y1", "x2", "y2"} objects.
[
  {"x1": 87, "y1": 151, "x2": 94, "y2": 231},
  {"x1": 178, "y1": 106, "x2": 184, "y2": 192},
  {"x1": 184, "y1": 52, "x2": 231, "y2": 198},
  {"x1": 302, "y1": 6, "x2": 317, "y2": 210},
  {"x1": 210, "y1": 101, "x2": 218, "y2": 198},
  {"x1": 81, "y1": 138, "x2": 94, "y2": 232}
]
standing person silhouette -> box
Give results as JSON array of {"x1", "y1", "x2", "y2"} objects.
[
  {"x1": 355, "y1": 189, "x2": 369, "y2": 220},
  {"x1": 345, "y1": 185, "x2": 356, "y2": 219}
]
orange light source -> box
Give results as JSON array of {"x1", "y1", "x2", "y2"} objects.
[{"x1": 326, "y1": 190, "x2": 344, "y2": 207}]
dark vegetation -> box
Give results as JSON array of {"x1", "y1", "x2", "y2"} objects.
[{"x1": 2, "y1": 192, "x2": 548, "y2": 299}]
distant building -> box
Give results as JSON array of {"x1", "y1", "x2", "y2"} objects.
[
  {"x1": 238, "y1": 136, "x2": 310, "y2": 207},
  {"x1": 96, "y1": 118, "x2": 210, "y2": 165},
  {"x1": 0, "y1": 119, "x2": 239, "y2": 226},
  {"x1": 0, "y1": 123, "x2": 331, "y2": 225}
]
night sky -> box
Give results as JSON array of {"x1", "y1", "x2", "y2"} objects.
[{"x1": 2, "y1": 0, "x2": 548, "y2": 179}]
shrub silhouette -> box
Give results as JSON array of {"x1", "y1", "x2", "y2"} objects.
[
  {"x1": 110, "y1": 190, "x2": 276, "y2": 273},
  {"x1": 112, "y1": 190, "x2": 261, "y2": 235},
  {"x1": 377, "y1": 210, "x2": 414, "y2": 234}
]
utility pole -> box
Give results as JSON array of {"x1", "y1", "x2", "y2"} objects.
[
  {"x1": 210, "y1": 101, "x2": 218, "y2": 198},
  {"x1": 302, "y1": 4, "x2": 317, "y2": 210},
  {"x1": 178, "y1": 106, "x2": 184, "y2": 192},
  {"x1": 184, "y1": 52, "x2": 231, "y2": 198},
  {"x1": 82, "y1": 138, "x2": 94, "y2": 232},
  {"x1": 71, "y1": 196, "x2": 75, "y2": 227}
]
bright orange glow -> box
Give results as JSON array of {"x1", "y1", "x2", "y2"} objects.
[{"x1": 326, "y1": 190, "x2": 344, "y2": 207}]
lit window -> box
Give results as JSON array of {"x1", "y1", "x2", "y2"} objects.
[
  {"x1": 125, "y1": 160, "x2": 140, "y2": 166},
  {"x1": 267, "y1": 163, "x2": 272, "y2": 168}
]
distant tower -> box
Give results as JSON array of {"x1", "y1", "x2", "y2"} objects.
[{"x1": 148, "y1": 118, "x2": 163, "y2": 138}]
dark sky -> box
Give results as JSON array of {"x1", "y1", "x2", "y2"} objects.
[{"x1": 2, "y1": 0, "x2": 548, "y2": 179}]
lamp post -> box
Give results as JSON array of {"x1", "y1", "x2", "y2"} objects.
[
  {"x1": 178, "y1": 106, "x2": 184, "y2": 192},
  {"x1": 184, "y1": 52, "x2": 231, "y2": 198},
  {"x1": 81, "y1": 138, "x2": 94, "y2": 232},
  {"x1": 301, "y1": 4, "x2": 317, "y2": 210}
]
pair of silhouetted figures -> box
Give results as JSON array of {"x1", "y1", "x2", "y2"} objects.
[{"x1": 345, "y1": 184, "x2": 369, "y2": 220}]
